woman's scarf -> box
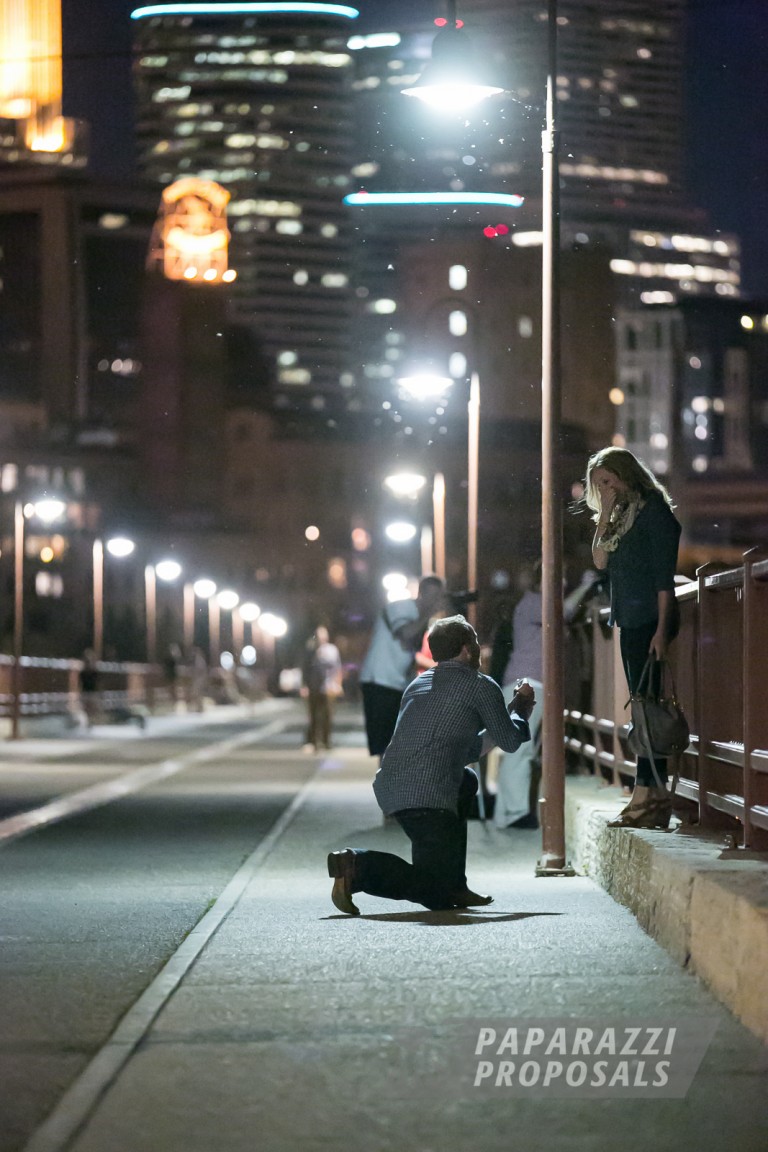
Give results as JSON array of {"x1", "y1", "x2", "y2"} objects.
[{"x1": 597, "y1": 495, "x2": 643, "y2": 553}]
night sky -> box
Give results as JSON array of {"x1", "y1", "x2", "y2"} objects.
[{"x1": 60, "y1": 0, "x2": 768, "y2": 296}]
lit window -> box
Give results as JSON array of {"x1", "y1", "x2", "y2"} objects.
[
  {"x1": 293, "y1": 270, "x2": 309, "y2": 285},
  {"x1": 371, "y1": 299, "x2": 397, "y2": 314},
  {"x1": 321, "y1": 272, "x2": 348, "y2": 288},
  {"x1": 278, "y1": 351, "x2": 297, "y2": 365},
  {"x1": 740, "y1": 315, "x2": 755, "y2": 330},
  {"x1": 276, "y1": 220, "x2": 303, "y2": 234},
  {"x1": 305, "y1": 525, "x2": 320, "y2": 541},
  {"x1": 609, "y1": 388, "x2": 625, "y2": 405},
  {"x1": 320, "y1": 223, "x2": 338, "y2": 238},
  {"x1": 518, "y1": 316, "x2": 533, "y2": 338},
  {"x1": 692, "y1": 456, "x2": 708, "y2": 473}
]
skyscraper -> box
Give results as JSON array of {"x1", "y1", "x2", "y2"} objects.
[
  {"x1": 132, "y1": 2, "x2": 360, "y2": 416},
  {"x1": 349, "y1": 1, "x2": 740, "y2": 305},
  {"x1": 0, "y1": 0, "x2": 86, "y2": 166}
]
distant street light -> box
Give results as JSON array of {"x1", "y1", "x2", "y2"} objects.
[
  {"x1": 397, "y1": 372, "x2": 453, "y2": 401},
  {"x1": 155, "y1": 559, "x2": 182, "y2": 583},
  {"x1": 385, "y1": 521, "x2": 418, "y2": 543},
  {"x1": 259, "y1": 613, "x2": 288, "y2": 639},
  {"x1": 106, "y1": 537, "x2": 136, "y2": 559},
  {"x1": 383, "y1": 472, "x2": 427, "y2": 498},
  {"x1": 93, "y1": 535, "x2": 136, "y2": 660}
]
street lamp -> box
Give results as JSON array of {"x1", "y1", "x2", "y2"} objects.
[
  {"x1": 146, "y1": 558, "x2": 183, "y2": 665},
  {"x1": 215, "y1": 589, "x2": 240, "y2": 663},
  {"x1": 397, "y1": 366, "x2": 478, "y2": 617},
  {"x1": 93, "y1": 535, "x2": 136, "y2": 659},
  {"x1": 237, "y1": 601, "x2": 261, "y2": 657},
  {"x1": 11, "y1": 496, "x2": 68, "y2": 739},
  {"x1": 402, "y1": 0, "x2": 569, "y2": 873},
  {"x1": 384, "y1": 470, "x2": 445, "y2": 580},
  {"x1": 190, "y1": 578, "x2": 217, "y2": 663}
]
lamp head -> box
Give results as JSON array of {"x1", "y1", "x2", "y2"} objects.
[{"x1": 401, "y1": 26, "x2": 504, "y2": 111}]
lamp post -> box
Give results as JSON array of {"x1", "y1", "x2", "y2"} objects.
[
  {"x1": 93, "y1": 535, "x2": 136, "y2": 660},
  {"x1": 192, "y1": 578, "x2": 217, "y2": 663},
  {"x1": 11, "y1": 497, "x2": 68, "y2": 740},
  {"x1": 216, "y1": 589, "x2": 240, "y2": 663},
  {"x1": 402, "y1": 0, "x2": 570, "y2": 873}
]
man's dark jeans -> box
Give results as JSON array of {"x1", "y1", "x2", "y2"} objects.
[{"x1": 351, "y1": 768, "x2": 478, "y2": 910}]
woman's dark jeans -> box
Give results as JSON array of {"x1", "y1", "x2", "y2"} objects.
[{"x1": 619, "y1": 621, "x2": 667, "y2": 787}]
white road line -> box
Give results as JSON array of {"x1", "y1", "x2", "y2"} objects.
[
  {"x1": 0, "y1": 714, "x2": 294, "y2": 847},
  {"x1": 22, "y1": 762, "x2": 321, "y2": 1152}
]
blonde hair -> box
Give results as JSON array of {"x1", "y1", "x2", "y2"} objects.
[{"x1": 584, "y1": 447, "x2": 674, "y2": 522}]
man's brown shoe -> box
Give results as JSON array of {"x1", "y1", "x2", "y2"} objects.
[
  {"x1": 327, "y1": 849, "x2": 360, "y2": 916},
  {"x1": 451, "y1": 887, "x2": 493, "y2": 907}
]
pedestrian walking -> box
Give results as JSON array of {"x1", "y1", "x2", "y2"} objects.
[
  {"x1": 78, "y1": 648, "x2": 100, "y2": 728},
  {"x1": 327, "y1": 615, "x2": 535, "y2": 915},
  {"x1": 584, "y1": 446, "x2": 682, "y2": 829},
  {"x1": 301, "y1": 626, "x2": 343, "y2": 751},
  {"x1": 359, "y1": 575, "x2": 445, "y2": 764}
]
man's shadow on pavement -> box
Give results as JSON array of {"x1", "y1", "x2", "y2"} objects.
[{"x1": 322, "y1": 911, "x2": 563, "y2": 926}]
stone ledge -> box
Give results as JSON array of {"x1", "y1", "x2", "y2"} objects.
[{"x1": 565, "y1": 776, "x2": 768, "y2": 1044}]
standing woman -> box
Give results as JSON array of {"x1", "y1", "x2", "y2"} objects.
[{"x1": 585, "y1": 447, "x2": 682, "y2": 828}]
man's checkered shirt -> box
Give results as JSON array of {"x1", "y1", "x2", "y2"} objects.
[{"x1": 373, "y1": 660, "x2": 530, "y2": 816}]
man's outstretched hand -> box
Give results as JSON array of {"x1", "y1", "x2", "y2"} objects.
[{"x1": 510, "y1": 680, "x2": 535, "y2": 721}]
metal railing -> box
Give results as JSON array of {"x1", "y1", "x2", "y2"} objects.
[
  {"x1": 0, "y1": 656, "x2": 171, "y2": 732},
  {"x1": 564, "y1": 548, "x2": 768, "y2": 850}
]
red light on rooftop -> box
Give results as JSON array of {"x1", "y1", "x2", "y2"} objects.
[
  {"x1": 495, "y1": 223, "x2": 509, "y2": 235},
  {"x1": 434, "y1": 16, "x2": 447, "y2": 25},
  {"x1": 483, "y1": 226, "x2": 498, "y2": 238},
  {"x1": 455, "y1": 18, "x2": 464, "y2": 27}
]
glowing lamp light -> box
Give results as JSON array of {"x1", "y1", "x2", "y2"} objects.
[
  {"x1": 216, "y1": 589, "x2": 240, "y2": 610},
  {"x1": 398, "y1": 373, "x2": 453, "y2": 400},
  {"x1": 384, "y1": 472, "x2": 427, "y2": 498},
  {"x1": 132, "y1": 3, "x2": 360, "y2": 17},
  {"x1": 155, "y1": 560, "x2": 182, "y2": 582},
  {"x1": 222, "y1": 268, "x2": 237, "y2": 282},
  {"x1": 385, "y1": 521, "x2": 418, "y2": 543},
  {"x1": 31, "y1": 499, "x2": 67, "y2": 524},
  {"x1": 241, "y1": 644, "x2": 257, "y2": 665},
  {"x1": 305, "y1": 525, "x2": 320, "y2": 541},
  {"x1": 260, "y1": 612, "x2": 288, "y2": 638},
  {"x1": 239, "y1": 601, "x2": 261, "y2": 622},
  {"x1": 382, "y1": 572, "x2": 409, "y2": 593},
  {"x1": 193, "y1": 578, "x2": 217, "y2": 599},
  {"x1": 106, "y1": 537, "x2": 136, "y2": 558}
]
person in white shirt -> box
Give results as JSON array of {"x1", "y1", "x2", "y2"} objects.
[{"x1": 359, "y1": 576, "x2": 445, "y2": 762}]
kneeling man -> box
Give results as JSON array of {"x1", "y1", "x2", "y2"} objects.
[{"x1": 328, "y1": 615, "x2": 535, "y2": 914}]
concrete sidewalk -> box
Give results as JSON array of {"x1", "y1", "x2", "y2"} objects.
[{"x1": 25, "y1": 744, "x2": 767, "y2": 1152}]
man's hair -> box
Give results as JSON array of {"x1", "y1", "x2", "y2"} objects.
[
  {"x1": 418, "y1": 574, "x2": 445, "y2": 599},
  {"x1": 428, "y1": 614, "x2": 474, "y2": 661}
]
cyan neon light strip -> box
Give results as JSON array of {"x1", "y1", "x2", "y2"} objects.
[
  {"x1": 132, "y1": 3, "x2": 359, "y2": 20},
  {"x1": 344, "y1": 192, "x2": 525, "y2": 208}
]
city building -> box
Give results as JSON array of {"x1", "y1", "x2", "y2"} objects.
[
  {"x1": 614, "y1": 297, "x2": 768, "y2": 556},
  {"x1": 0, "y1": 0, "x2": 86, "y2": 167},
  {"x1": 131, "y1": 1, "x2": 360, "y2": 417}
]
